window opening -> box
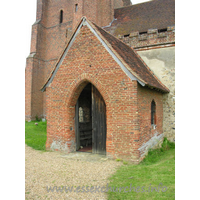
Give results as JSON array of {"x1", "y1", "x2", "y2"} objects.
[
  {"x1": 151, "y1": 100, "x2": 156, "y2": 125},
  {"x1": 158, "y1": 28, "x2": 167, "y2": 33},
  {"x1": 75, "y1": 4, "x2": 78, "y2": 13},
  {"x1": 124, "y1": 34, "x2": 130, "y2": 37},
  {"x1": 139, "y1": 31, "x2": 147, "y2": 35},
  {"x1": 60, "y1": 10, "x2": 63, "y2": 23}
]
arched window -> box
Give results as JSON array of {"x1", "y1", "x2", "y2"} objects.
[
  {"x1": 151, "y1": 100, "x2": 156, "y2": 125},
  {"x1": 75, "y1": 4, "x2": 78, "y2": 13},
  {"x1": 60, "y1": 10, "x2": 63, "y2": 23}
]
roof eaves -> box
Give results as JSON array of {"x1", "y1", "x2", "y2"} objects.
[
  {"x1": 86, "y1": 20, "x2": 147, "y2": 86},
  {"x1": 94, "y1": 22, "x2": 170, "y2": 93},
  {"x1": 133, "y1": 50, "x2": 170, "y2": 92}
]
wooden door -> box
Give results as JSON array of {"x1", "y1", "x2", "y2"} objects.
[
  {"x1": 92, "y1": 85, "x2": 106, "y2": 155},
  {"x1": 75, "y1": 100, "x2": 80, "y2": 151}
]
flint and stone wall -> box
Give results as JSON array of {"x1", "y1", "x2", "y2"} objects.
[
  {"x1": 137, "y1": 47, "x2": 175, "y2": 141},
  {"x1": 118, "y1": 26, "x2": 175, "y2": 141}
]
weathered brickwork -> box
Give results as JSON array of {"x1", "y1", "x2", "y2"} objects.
[
  {"x1": 114, "y1": 0, "x2": 124, "y2": 8},
  {"x1": 44, "y1": 25, "x2": 164, "y2": 162},
  {"x1": 118, "y1": 26, "x2": 175, "y2": 49},
  {"x1": 137, "y1": 47, "x2": 175, "y2": 141},
  {"x1": 26, "y1": 0, "x2": 131, "y2": 121},
  {"x1": 25, "y1": 0, "x2": 174, "y2": 161},
  {"x1": 114, "y1": 25, "x2": 175, "y2": 142},
  {"x1": 137, "y1": 84, "x2": 164, "y2": 159},
  {"x1": 25, "y1": 56, "x2": 34, "y2": 121}
]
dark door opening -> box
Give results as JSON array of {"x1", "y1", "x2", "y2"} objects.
[{"x1": 75, "y1": 83, "x2": 106, "y2": 154}]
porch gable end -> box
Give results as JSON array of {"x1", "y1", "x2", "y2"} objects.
[{"x1": 41, "y1": 17, "x2": 145, "y2": 92}]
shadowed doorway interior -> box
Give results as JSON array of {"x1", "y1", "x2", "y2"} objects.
[{"x1": 75, "y1": 83, "x2": 106, "y2": 155}]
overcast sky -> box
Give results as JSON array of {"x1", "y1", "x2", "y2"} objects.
[
  {"x1": 7, "y1": 0, "x2": 149, "y2": 64},
  {"x1": 21, "y1": 0, "x2": 151, "y2": 60},
  {"x1": 131, "y1": 0, "x2": 151, "y2": 4}
]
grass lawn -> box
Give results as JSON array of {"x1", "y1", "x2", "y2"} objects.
[
  {"x1": 25, "y1": 121, "x2": 175, "y2": 199},
  {"x1": 107, "y1": 140, "x2": 175, "y2": 200},
  {"x1": 25, "y1": 121, "x2": 47, "y2": 151}
]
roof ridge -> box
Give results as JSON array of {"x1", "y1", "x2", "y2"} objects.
[
  {"x1": 41, "y1": 17, "x2": 169, "y2": 93},
  {"x1": 87, "y1": 20, "x2": 147, "y2": 85},
  {"x1": 41, "y1": 17, "x2": 87, "y2": 91},
  {"x1": 89, "y1": 21, "x2": 147, "y2": 83},
  {"x1": 92, "y1": 21, "x2": 169, "y2": 92}
]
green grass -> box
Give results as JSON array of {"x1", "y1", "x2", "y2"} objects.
[
  {"x1": 107, "y1": 139, "x2": 175, "y2": 200},
  {"x1": 25, "y1": 121, "x2": 47, "y2": 151},
  {"x1": 25, "y1": 121, "x2": 175, "y2": 199}
]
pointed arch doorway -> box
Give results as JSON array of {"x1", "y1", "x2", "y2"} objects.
[{"x1": 75, "y1": 83, "x2": 106, "y2": 155}]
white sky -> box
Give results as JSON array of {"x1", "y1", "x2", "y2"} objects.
[
  {"x1": 21, "y1": 0, "x2": 151, "y2": 60},
  {"x1": 5, "y1": 1, "x2": 151, "y2": 65},
  {"x1": 8, "y1": 0, "x2": 151, "y2": 63},
  {"x1": 131, "y1": 0, "x2": 151, "y2": 4}
]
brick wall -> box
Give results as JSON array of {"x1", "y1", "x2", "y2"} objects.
[
  {"x1": 46, "y1": 25, "x2": 140, "y2": 161},
  {"x1": 45, "y1": 25, "x2": 164, "y2": 162},
  {"x1": 40, "y1": 0, "x2": 115, "y2": 30},
  {"x1": 36, "y1": 0, "x2": 43, "y2": 21},
  {"x1": 122, "y1": 0, "x2": 132, "y2": 6},
  {"x1": 118, "y1": 26, "x2": 175, "y2": 49},
  {"x1": 25, "y1": 0, "x2": 119, "y2": 120},
  {"x1": 137, "y1": 47, "x2": 175, "y2": 141},
  {"x1": 114, "y1": 0, "x2": 123, "y2": 8},
  {"x1": 24, "y1": 0, "x2": 172, "y2": 161},
  {"x1": 25, "y1": 55, "x2": 45, "y2": 120},
  {"x1": 137, "y1": 83, "x2": 164, "y2": 159},
  {"x1": 116, "y1": 25, "x2": 175, "y2": 142},
  {"x1": 25, "y1": 56, "x2": 34, "y2": 121}
]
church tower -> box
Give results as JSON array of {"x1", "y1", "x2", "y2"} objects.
[
  {"x1": 72, "y1": 0, "x2": 114, "y2": 29},
  {"x1": 25, "y1": 0, "x2": 131, "y2": 121}
]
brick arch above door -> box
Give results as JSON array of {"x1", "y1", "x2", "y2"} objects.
[{"x1": 65, "y1": 73, "x2": 110, "y2": 109}]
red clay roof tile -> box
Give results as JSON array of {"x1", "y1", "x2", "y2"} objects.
[{"x1": 93, "y1": 22, "x2": 169, "y2": 92}]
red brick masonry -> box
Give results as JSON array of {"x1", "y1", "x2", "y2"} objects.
[{"x1": 43, "y1": 21, "x2": 165, "y2": 162}]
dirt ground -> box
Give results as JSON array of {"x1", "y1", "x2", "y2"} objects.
[{"x1": 25, "y1": 145, "x2": 122, "y2": 200}]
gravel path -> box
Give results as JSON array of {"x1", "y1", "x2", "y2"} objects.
[{"x1": 25, "y1": 145, "x2": 122, "y2": 200}]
